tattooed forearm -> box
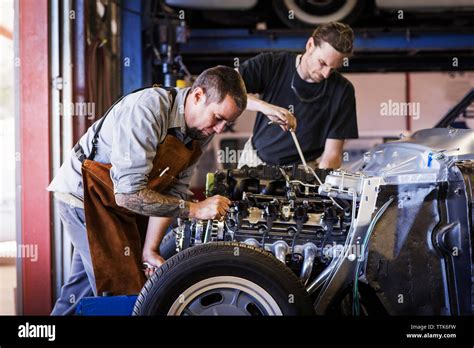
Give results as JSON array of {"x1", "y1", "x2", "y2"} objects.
[{"x1": 115, "y1": 188, "x2": 191, "y2": 218}]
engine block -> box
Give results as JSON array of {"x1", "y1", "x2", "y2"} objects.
[{"x1": 177, "y1": 165, "x2": 357, "y2": 285}]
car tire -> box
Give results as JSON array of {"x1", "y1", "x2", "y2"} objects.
[
  {"x1": 133, "y1": 242, "x2": 315, "y2": 316},
  {"x1": 158, "y1": 229, "x2": 178, "y2": 260},
  {"x1": 273, "y1": 0, "x2": 366, "y2": 28}
]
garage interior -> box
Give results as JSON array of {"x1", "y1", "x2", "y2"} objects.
[{"x1": 1, "y1": 0, "x2": 474, "y2": 317}]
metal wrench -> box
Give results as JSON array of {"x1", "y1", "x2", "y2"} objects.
[
  {"x1": 268, "y1": 121, "x2": 343, "y2": 208},
  {"x1": 288, "y1": 129, "x2": 343, "y2": 209},
  {"x1": 267, "y1": 120, "x2": 310, "y2": 173},
  {"x1": 290, "y1": 130, "x2": 310, "y2": 174}
]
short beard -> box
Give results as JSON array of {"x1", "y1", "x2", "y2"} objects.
[{"x1": 186, "y1": 126, "x2": 208, "y2": 141}]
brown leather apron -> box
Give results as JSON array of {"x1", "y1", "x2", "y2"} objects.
[{"x1": 81, "y1": 135, "x2": 202, "y2": 295}]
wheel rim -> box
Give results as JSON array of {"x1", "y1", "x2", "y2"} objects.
[
  {"x1": 167, "y1": 276, "x2": 283, "y2": 316},
  {"x1": 283, "y1": 0, "x2": 358, "y2": 24}
]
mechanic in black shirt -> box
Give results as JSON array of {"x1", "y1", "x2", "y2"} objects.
[{"x1": 237, "y1": 22, "x2": 358, "y2": 169}]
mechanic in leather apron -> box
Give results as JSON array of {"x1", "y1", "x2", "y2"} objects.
[
  {"x1": 76, "y1": 87, "x2": 203, "y2": 295},
  {"x1": 81, "y1": 133, "x2": 202, "y2": 295},
  {"x1": 48, "y1": 66, "x2": 248, "y2": 315}
]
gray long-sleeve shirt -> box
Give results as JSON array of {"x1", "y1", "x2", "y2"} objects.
[{"x1": 47, "y1": 87, "x2": 212, "y2": 210}]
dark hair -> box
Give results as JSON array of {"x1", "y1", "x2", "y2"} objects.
[
  {"x1": 311, "y1": 22, "x2": 354, "y2": 55},
  {"x1": 192, "y1": 66, "x2": 247, "y2": 113}
]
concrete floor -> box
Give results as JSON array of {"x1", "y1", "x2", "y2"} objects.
[{"x1": 0, "y1": 260, "x2": 16, "y2": 315}]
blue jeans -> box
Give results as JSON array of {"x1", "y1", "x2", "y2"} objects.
[{"x1": 51, "y1": 200, "x2": 97, "y2": 315}]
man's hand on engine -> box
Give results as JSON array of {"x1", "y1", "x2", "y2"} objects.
[{"x1": 189, "y1": 195, "x2": 231, "y2": 220}]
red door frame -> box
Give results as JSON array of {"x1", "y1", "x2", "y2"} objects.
[{"x1": 18, "y1": 0, "x2": 52, "y2": 314}]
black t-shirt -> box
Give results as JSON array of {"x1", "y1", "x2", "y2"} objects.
[{"x1": 239, "y1": 52, "x2": 358, "y2": 165}]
